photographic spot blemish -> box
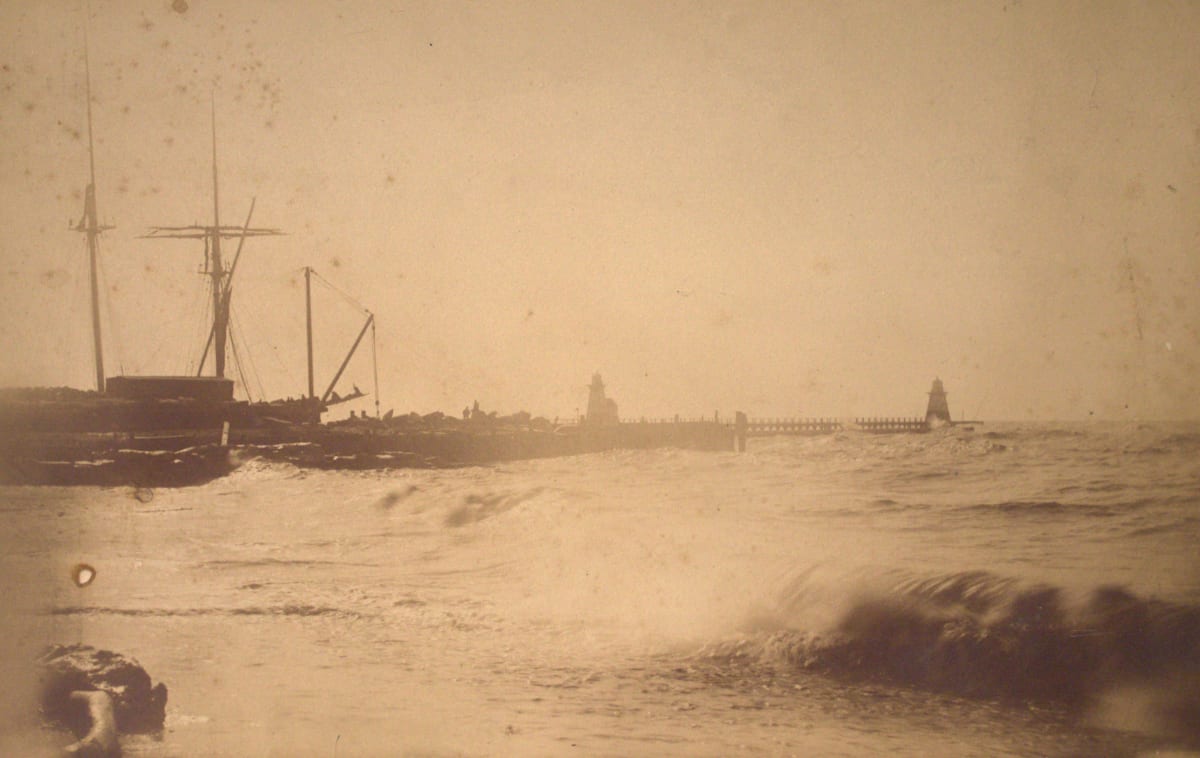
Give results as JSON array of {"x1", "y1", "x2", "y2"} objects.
[
  {"x1": 72, "y1": 564, "x2": 96, "y2": 587},
  {"x1": 172, "y1": 0, "x2": 189, "y2": 13},
  {"x1": 41, "y1": 269, "x2": 69, "y2": 289}
]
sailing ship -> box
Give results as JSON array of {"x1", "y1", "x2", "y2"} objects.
[{"x1": 0, "y1": 42, "x2": 378, "y2": 485}]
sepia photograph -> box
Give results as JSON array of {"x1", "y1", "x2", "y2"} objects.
[{"x1": 1, "y1": 1, "x2": 1198, "y2": 755}]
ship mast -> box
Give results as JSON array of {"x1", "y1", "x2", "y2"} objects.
[
  {"x1": 208, "y1": 100, "x2": 226, "y2": 378},
  {"x1": 140, "y1": 100, "x2": 282, "y2": 383},
  {"x1": 74, "y1": 27, "x2": 111, "y2": 393},
  {"x1": 305, "y1": 265, "x2": 315, "y2": 398}
]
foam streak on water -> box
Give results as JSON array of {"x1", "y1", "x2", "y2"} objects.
[{"x1": 2, "y1": 421, "x2": 1198, "y2": 756}]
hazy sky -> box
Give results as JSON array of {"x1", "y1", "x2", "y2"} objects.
[{"x1": 1, "y1": 1, "x2": 1197, "y2": 420}]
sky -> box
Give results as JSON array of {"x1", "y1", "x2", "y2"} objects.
[{"x1": 0, "y1": 0, "x2": 1197, "y2": 421}]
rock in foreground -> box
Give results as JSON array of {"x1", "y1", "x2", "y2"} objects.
[{"x1": 38, "y1": 644, "x2": 168, "y2": 737}]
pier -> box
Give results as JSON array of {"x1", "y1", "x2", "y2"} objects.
[
  {"x1": 734, "y1": 416, "x2": 929, "y2": 439},
  {"x1": 852, "y1": 417, "x2": 929, "y2": 433},
  {"x1": 724, "y1": 414, "x2": 930, "y2": 452},
  {"x1": 740, "y1": 418, "x2": 845, "y2": 437},
  {"x1": 726, "y1": 378, "x2": 961, "y2": 447},
  {"x1": 0, "y1": 377, "x2": 968, "y2": 485}
]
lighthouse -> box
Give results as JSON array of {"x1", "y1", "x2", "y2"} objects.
[
  {"x1": 925, "y1": 378, "x2": 952, "y2": 427},
  {"x1": 585, "y1": 373, "x2": 620, "y2": 426}
]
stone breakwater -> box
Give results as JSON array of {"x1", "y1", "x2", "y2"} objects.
[{"x1": 0, "y1": 415, "x2": 736, "y2": 486}]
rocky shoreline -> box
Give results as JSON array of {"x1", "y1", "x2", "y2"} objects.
[
  {"x1": 0, "y1": 414, "x2": 737, "y2": 487},
  {"x1": 38, "y1": 644, "x2": 168, "y2": 757}
]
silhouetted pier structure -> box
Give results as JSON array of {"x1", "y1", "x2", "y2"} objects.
[
  {"x1": 853, "y1": 417, "x2": 929, "y2": 433},
  {"x1": 725, "y1": 379, "x2": 967, "y2": 450},
  {"x1": 736, "y1": 416, "x2": 928, "y2": 437},
  {"x1": 741, "y1": 417, "x2": 844, "y2": 437},
  {"x1": 726, "y1": 415, "x2": 928, "y2": 450}
]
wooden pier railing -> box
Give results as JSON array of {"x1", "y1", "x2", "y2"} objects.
[
  {"x1": 852, "y1": 417, "x2": 928, "y2": 433},
  {"x1": 734, "y1": 414, "x2": 929, "y2": 444},
  {"x1": 742, "y1": 418, "x2": 844, "y2": 436},
  {"x1": 549, "y1": 412, "x2": 931, "y2": 454}
]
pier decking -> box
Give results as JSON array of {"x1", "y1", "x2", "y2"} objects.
[
  {"x1": 741, "y1": 418, "x2": 844, "y2": 437},
  {"x1": 725, "y1": 414, "x2": 930, "y2": 451}
]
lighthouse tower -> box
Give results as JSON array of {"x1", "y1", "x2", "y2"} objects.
[
  {"x1": 585, "y1": 373, "x2": 620, "y2": 426},
  {"x1": 925, "y1": 378, "x2": 952, "y2": 427}
]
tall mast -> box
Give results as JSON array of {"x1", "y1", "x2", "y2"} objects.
[
  {"x1": 209, "y1": 98, "x2": 227, "y2": 378},
  {"x1": 79, "y1": 25, "x2": 106, "y2": 392},
  {"x1": 140, "y1": 101, "x2": 283, "y2": 387},
  {"x1": 305, "y1": 266, "x2": 315, "y2": 398}
]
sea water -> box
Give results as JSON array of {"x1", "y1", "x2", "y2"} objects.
[{"x1": 2, "y1": 422, "x2": 1198, "y2": 756}]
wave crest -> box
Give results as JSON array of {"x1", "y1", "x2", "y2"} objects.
[{"x1": 706, "y1": 569, "x2": 1200, "y2": 739}]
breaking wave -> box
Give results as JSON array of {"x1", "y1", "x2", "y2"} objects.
[
  {"x1": 951, "y1": 500, "x2": 1122, "y2": 517},
  {"x1": 698, "y1": 568, "x2": 1200, "y2": 740},
  {"x1": 443, "y1": 487, "x2": 547, "y2": 527}
]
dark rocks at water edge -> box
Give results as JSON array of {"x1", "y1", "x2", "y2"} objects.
[
  {"x1": 0, "y1": 444, "x2": 235, "y2": 487},
  {"x1": 1, "y1": 412, "x2": 737, "y2": 486},
  {"x1": 38, "y1": 644, "x2": 167, "y2": 741},
  {"x1": 244, "y1": 418, "x2": 735, "y2": 470}
]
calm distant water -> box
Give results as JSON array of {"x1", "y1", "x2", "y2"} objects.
[{"x1": 2, "y1": 422, "x2": 1198, "y2": 756}]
